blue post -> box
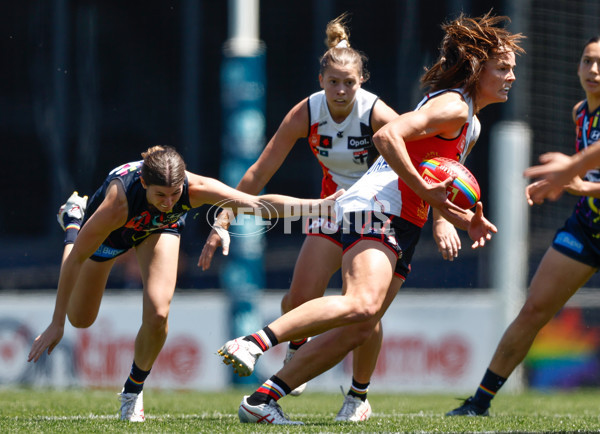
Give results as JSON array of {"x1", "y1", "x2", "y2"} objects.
[{"x1": 220, "y1": 0, "x2": 266, "y2": 384}]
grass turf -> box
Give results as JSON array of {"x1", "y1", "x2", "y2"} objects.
[{"x1": 2, "y1": 387, "x2": 600, "y2": 432}]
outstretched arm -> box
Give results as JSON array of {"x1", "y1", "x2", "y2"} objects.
[
  {"x1": 524, "y1": 146, "x2": 600, "y2": 204},
  {"x1": 188, "y1": 172, "x2": 339, "y2": 219},
  {"x1": 198, "y1": 100, "x2": 308, "y2": 270},
  {"x1": 28, "y1": 182, "x2": 127, "y2": 362},
  {"x1": 373, "y1": 93, "x2": 471, "y2": 224}
]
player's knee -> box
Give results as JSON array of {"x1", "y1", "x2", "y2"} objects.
[
  {"x1": 347, "y1": 297, "x2": 381, "y2": 322},
  {"x1": 517, "y1": 300, "x2": 554, "y2": 329},
  {"x1": 144, "y1": 310, "x2": 169, "y2": 332},
  {"x1": 67, "y1": 312, "x2": 95, "y2": 328}
]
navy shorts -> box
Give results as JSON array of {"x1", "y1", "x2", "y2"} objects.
[
  {"x1": 340, "y1": 211, "x2": 422, "y2": 280},
  {"x1": 305, "y1": 217, "x2": 342, "y2": 246},
  {"x1": 552, "y1": 213, "x2": 600, "y2": 269},
  {"x1": 90, "y1": 225, "x2": 183, "y2": 262}
]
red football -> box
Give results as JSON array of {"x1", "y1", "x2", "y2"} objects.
[{"x1": 417, "y1": 157, "x2": 481, "y2": 209}]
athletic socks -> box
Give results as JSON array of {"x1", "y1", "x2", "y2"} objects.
[
  {"x1": 348, "y1": 377, "x2": 370, "y2": 402},
  {"x1": 63, "y1": 224, "x2": 80, "y2": 245},
  {"x1": 472, "y1": 368, "x2": 507, "y2": 408},
  {"x1": 289, "y1": 337, "x2": 309, "y2": 351},
  {"x1": 122, "y1": 361, "x2": 151, "y2": 394},
  {"x1": 247, "y1": 375, "x2": 291, "y2": 406},
  {"x1": 244, "y1": 326, "x2": 278, "y2": 352}
]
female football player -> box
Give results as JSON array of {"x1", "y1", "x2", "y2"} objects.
[
  {"x1": 27, "y1": 145, "x2": 336, "y2": 422},
  {"x1": 217, "y1": 12, "x2": 524, "y2": 424},
  {"x1": 447, "y1": 36, "x2": 600, "y2": 417}
]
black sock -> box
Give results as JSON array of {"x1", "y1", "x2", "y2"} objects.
[
  {"x1": 63, "y1": 220, "x2": 81, "y2": 245},
  {"x1": 244, "y1": 326, "x2": 278, "y2": 351},
  {"x1": 247, "y1": 375, "x2": 291, "y2": 406},
  {"x1": 472, "y1": 369, "x2": 506, "y2": 408},
  {"x1": 122, "y1": 361, "x2": 151, "y2": 394},
  {"x1": 289, "y1": 337, "x2": 309, "y2": 351},
  {"x1": 348, "y1": 377, "x2": 370, "y2": 401}
]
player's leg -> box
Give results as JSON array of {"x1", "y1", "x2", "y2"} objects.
[
  {"x1": 337, "y1": 215, "x2": 417, "y2": 420},
  {"x1": 447, "y1": 247, "x2": 596, "y2": 416},
  {"x1": 281, "y1": 235, "x2": 341, "y2": 313},
  {"x1": 335, "y1": 320, "x2": 383, "y2": 422},
  {"x1": 238, "y1": 241, "x2": 400, "y2": 424},
  {"x1": 66, "y1": 258, "x2": 115, "y2": 327},
  {"x1": 281, "y1": 235, "x2": 341, "y2": 395},
  {"x1": 57, "y1": 191, "x2": 115, "y2": 328},
  {"x1": 118, "y1": 232, "x2": 180, "y2": 422},
  {"x1": 219, "y1": 238, "x2": 397, "y2": 377},
  {"x1": 489, "y1": 248, "x2": 595, "y2": 377}
]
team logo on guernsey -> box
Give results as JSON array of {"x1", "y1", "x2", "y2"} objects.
[
  {"x1": 319, "y1": 135, "x2": 333, "y2": 149},
  {"x1": 592, "y1": 130, "x2": 600, "y2": 141},
  {"x1": 347, "y1": 136, "x2": 372, "y2": 149},
  {"x1": 125, "y1": 210, "x2": 185, "y2": 232},
  {"x1": 352, "y1": 149, "x2": 369, "y2": 165}
]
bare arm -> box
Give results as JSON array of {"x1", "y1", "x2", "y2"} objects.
[
  {"x1": 236, "y1": 99, "x2": 309, "y2": 194},
  {"x1": 187, "y1": 172, "x2": 337, "y2": 218},
  {"x1": 373, "y1": 93, "x2": 470, "y2": 221},
  {"x1": 198, "y1": 100, "x2": 308, "y2": 269},
  {"x1": 28, "y1": 182, "x2": 128, "y2": 362},
  {"x1": 524, "y1": 101, "x2": 600, "y2": 203},
  {"x1": 370, "y1": 99, "x2": 400, "y2": 133}
]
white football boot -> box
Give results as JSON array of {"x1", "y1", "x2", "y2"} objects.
[
  {"x1": 217, "y1": 338, "x2": 263, "y2": 376},
  {"x1": 118, "y1": 390, "x2": 145, "y2": 422},
  {"x1": 238, "y1": 396, "x2": 303, "y2": 425},
  {"x1": 335, "y1": 394, "x2": 372, "y2": 422},
  {"x1": 57, "y1": 191, "x2": 88, "y2": 230}
]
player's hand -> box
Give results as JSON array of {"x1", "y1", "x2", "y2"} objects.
[
  {"x1": 564, "y1": 176, "x2": 589, "y2": 196},
  {"x1": 524, "y1": 152, "x2": 575, "y2": 203},
  {"x1": 319, "y1": 189, "x2": 345, "y2": 219},
  {"x1": 433, "y1": 218, "x2": 461, "y2": 261},
  {"x1": 28, "y1": 322, "x2": 64, "y2": 363},
  {"x1": 423, "y1": 177, "x2": 468, "y2": 224},
  {"x1": 525, "y1": 179, "x2": 565, "y2": 205},
  {"x1": 198, "y1": 210, "x2": 231, "y2": 270},
  {"x1": 198, "y1": 227, "x2": 230, "y2": 271},
  {"x1": 467, "y1": 202, "x2": 497, "y2": 249}
]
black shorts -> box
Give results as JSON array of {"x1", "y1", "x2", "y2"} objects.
[
  {"x1": 340, "y1": 211, "x2": 421, "y2": 280},
  {"x1": 305, "y1": 217, "x2": 342, "y2": 246}
]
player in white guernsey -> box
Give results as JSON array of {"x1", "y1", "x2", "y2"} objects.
[
  {"x1": 202, "y1": 14, "x2": 399, "y2": 421},
  {"x1": 217, "y1": 12, "x2": 524, "y2": 424}
]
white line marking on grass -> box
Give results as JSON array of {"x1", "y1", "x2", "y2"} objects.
[{"x1": 29, "y1": 412, "x2": 238, "y2": 421}]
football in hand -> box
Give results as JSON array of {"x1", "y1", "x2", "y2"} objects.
[{"x1": 418, "y1": 157, "x2": 481, "y2": 209}]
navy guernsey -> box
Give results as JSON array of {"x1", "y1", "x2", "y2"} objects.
[
  {"x1": 573, "y1": 101, "x2": 600, "y2": 236},
  {"x1": 83, "y1": 160, "x2": 192, "y2": 261}
]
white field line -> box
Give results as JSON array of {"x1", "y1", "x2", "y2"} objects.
[{"x1": 15, "y1": 412, "x2": 237, "y2": 421}]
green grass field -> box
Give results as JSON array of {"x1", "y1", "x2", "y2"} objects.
[{"x1": 2, "y1": 387, "x2": 600, "y2": 433}]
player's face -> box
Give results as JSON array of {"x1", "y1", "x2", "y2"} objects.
[
  {"x1": 476, "y1": 50, "x2": 516, "y2": 109},
  {"x1": 578, "y1": 41, "x2": 600, "y2": 97},
  {"x1": 319, "y1": 63, "x2": 362, "y2": 118},
  {"x1": 144, "y1": 183, "x2": 183, "y2": 213}
]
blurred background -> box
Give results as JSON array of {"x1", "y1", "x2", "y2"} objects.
[{"x1": 3, "y1": 0, "x2": 600, "y2": 392}]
